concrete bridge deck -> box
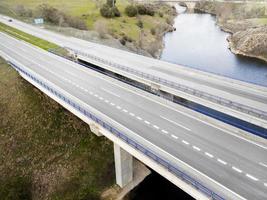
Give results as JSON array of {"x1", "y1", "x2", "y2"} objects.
[
  {"x1": 0, "y1": 15, "x2": 266, "y2": 133},
  {"x1": 0, "y1": 32, "x2": 266, "y2": 200}
]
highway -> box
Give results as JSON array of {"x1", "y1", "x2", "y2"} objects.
[
  {"x1": 0, "y1": 15, "x2": 267, "y2": 130},
  {"x1": 0, "y1": 32, "x2": 266, "y2": 199}
]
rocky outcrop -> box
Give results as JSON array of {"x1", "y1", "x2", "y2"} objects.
[{"x1": 228, "y1": 26, "x2": 267, "y2": 62}]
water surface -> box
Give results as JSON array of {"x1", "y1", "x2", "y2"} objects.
[{"x1": 161, "y1": 5, "x2": 267, "y2": 87}]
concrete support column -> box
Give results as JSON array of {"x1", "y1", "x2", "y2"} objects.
[{"x1": 114, "y1": 143, "x2": 133, "y2": 188}]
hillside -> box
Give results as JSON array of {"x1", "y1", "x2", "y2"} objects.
[
  {"x1": 0, "y1": 58, "x2": 115, "y2": 200},
  {"x1": 0, "y1": 0, "x2": 177, "y2": 57}
]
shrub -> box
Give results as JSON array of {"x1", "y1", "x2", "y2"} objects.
[
  {"x1": 38, "y1": 4, "x2": 87, "y2": 30},
  {"x1": 150, "y1": 27, "x2": 156, "y2": 35},
  {"x1": 159, "y1": 12, "x2": 163, "y2": 17},
  {"x1": 137, "y1": 4, "x2": 155, "y2": 16},
  {"x1": 125, "y1": 5, "x2": 138, "y2": 17},
  {"x1": 119, "y1": 37, "x2": 126, "y2": 45},
  {"x1": 136, "y1": 20, "x2": 143, "y2": 29},
  {"x1": 100, "y1": 3, "x2": 120, "y2": 18}
]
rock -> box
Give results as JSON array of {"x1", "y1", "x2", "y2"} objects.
[{"x1": 228, "y1": 26, "x2": 267, "y2": 63}]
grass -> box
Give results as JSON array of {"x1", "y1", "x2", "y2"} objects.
[
  {"x1": 0, "y1": 57, "x2": 115, "y2": 199},
  {"x1": 0, "y1": 22, "x2": 68, "y2": 56},
  {"x1": 0, "y1": 0, "x2": 175, "y2": 45}
]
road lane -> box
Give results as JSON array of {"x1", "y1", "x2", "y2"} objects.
[{"x1": 0, "y1": 33, "x2": 266, "y2": 200}]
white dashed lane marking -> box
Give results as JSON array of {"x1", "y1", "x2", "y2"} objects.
[
  {"x1": 193, "y1": 146, "x2": 201, "y2": 151},
  {"x1": 205, "y1": 152, "x2": 214, "y2": 158},
  {"x1": 144, "y1": 121, "x2": 150, "y2": 125},
  {"x1": 105, "y1": 100, "x2": 109, "y2": 103},
  {"x1": 217, "y1": 159, "x2": 227, "y2": 165},
  {"x1": 153, "y1": 125, "x2": 159, "y2": 129},
  {"x1": 130, "y1": 113, "x2": 135, "y2": 117},
  {"x1": 123, "y1": 109, "x2": 128, "y2": 113},
  {"x1": 259, "y1": 162, "x2": 267, "y2": 168},
  {"x1": 182, "y1": 140, "x2": 189, "y2": 145},
  {"x1": 116, "y1": 106, "x2": 121, "y2": 110},
  {"x1": 171, "y1": 134, "x2": 178, "y2": 139},
  {"x1": 137, "y1": 116, "x2": 142, "y2": 120},
  {"x1": 246, "y1": 174, "x2": 259, "y2": 181},
  {"x1": 161, "y1": 130, "x2": 168, "y2": 134},
  {"x1": 264, "y1": 183, "x2": 267, "y2": 187},
  {"x1": 232, "y1": 166, "x2": 242, "y2": 173},
  {"x1": 110, "y1": 103, "x2": 115, "y2": 106}
]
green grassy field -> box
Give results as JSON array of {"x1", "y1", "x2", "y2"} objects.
[
  {"x1": 0, "y1": 0, "x2": 173, "y2": 45},
  {"x1": 0, "y1": 58, "x2": 115, "y2": 200}
]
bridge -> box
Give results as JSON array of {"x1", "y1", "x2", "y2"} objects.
[
  {"x1": 0, "y1": 16, "x2": 266, "y2": 200},
  {"x1": 1, "y1": 16, "x2": 266, "y2": 135}
]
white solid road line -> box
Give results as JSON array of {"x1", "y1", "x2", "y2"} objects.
[
  {"x1": 171, "y1": 134, "x2": 178, "y2": 139},
  {"x1": 160, "y1": 116, "x2": 191, "y2": 131},
  {"x1": 205, "y1": 152, "x2": 214, "y2": 158},
  {"x1": 246, "y1": 174, "x2": 259, "y2": 181},
  {"x1": 232, "y1": 166, "x2": 243, "y2": 173},
  {"x1": 193, "y1": 146, "x2": 201, "y2": 151},
  {"x1": 217, "y1": 159, "x2": 227, "y2": 165},
  {"x1": 182, "y1": 140, "x2": 189, "y2": 145},
  {"x1": 259, "y1": 162, "x2": 267, "y2": 168}
]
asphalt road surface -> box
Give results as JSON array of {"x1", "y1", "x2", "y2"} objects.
[{"x1": 0, "y1": 33, "x2": 266, "y2": 200}]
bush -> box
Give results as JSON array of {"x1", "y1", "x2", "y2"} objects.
[
  {"x1": 125, "y1": 5, "x2": 138, "y2": 17},
  {"x1": 136, "y1": 20, "x2": 143, "y2": 29},
  {"x1": 150, "y1": 27, "x2": 156, "y2": 35},
  {"x1": 159, "y1": 12, "x2": 163, "y2": 18},
  {"x1": 119, "y1": 37, "x2": 126, "y2": 45},
  {"x1": 137, "y1": 4, "x2": 155, "y2": 16},
  {"x1": 38, "y1": 4, "x2": 87, "y2": 30},
  {"x1": 100, "y1": 3, "x2": 120, "y2": 18}
]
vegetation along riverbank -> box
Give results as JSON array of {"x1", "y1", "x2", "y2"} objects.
[{"x1": 194, "y1": 1, "x2": 267, "y2": 63}]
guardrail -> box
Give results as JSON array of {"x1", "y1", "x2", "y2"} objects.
[
  {"x1": 9, "y1": 61, "x2": 226, "y2": 200},
  {"x1": 66, "y1": 48, "x2": 267, "y2": 122}
]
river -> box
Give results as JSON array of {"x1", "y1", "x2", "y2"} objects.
[{"x1": 161, "y1": 5, "x2": 267, "y2": 87}]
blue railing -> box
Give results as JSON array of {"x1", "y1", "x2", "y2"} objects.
[
  {"x1": 9, "y1": 61, "x2": 225, "y2": 200},
  {"x1": 66, "y1": 47, "x2": 267, "y2": 121}
]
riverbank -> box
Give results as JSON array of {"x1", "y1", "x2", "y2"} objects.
[
  {"x1": 0, "y1": 0, "x2": 177, "y2": 58},
  {"x1": 194, "y1": 1, "x2": 267, "y2": 63}
]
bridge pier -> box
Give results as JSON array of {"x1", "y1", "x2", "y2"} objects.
[{"x1": 114, "y1": 143, "x2": 133, "y2": 187}]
